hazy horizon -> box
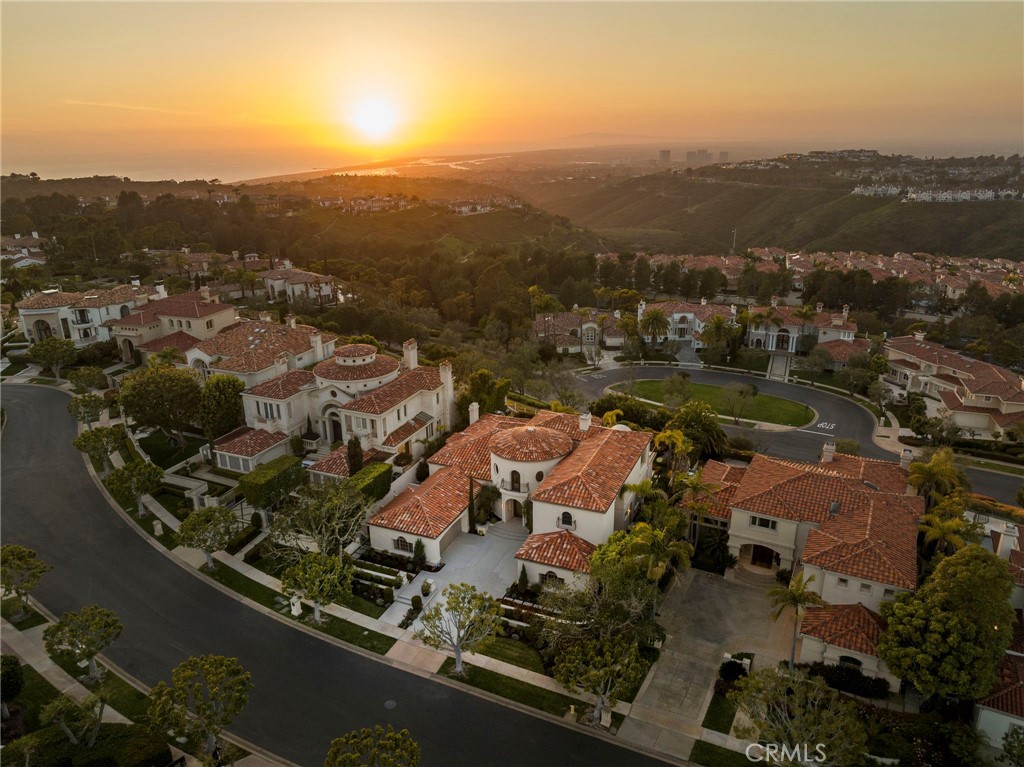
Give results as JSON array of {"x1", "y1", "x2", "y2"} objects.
[{"x1": 3, "y1": 2, "x2": 1022, "y2": 182}]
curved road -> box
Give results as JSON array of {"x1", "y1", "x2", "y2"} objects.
[
  {"x1": 1, "y1": 385, "x2": 672, "y2": 767},
  {"x1": 578, "y1": 367, "x2": 1022, "y2": 504}
]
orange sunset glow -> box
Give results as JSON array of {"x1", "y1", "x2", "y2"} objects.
[{"x1": 2, "y1": 2, "x2": 1022, "y2": 180}]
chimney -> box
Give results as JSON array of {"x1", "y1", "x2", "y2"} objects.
[
  {"x1": 285, "y1": 314, "x2": 297, "y2": 329},
  {"x1": 31, "y1": 231, "x2": 38, "y2": 239},
  {"x1": 821, "y1": 441, "x2": 836, "y2": 463},
  {"x1": 913, "y1": 331, "x2": 925, "y2": 342},
  {"x1": 701, "y1": 297, "x2": 707, "y2": 306},
  {"x1": 199, "y1": 286, "x2": 211, "y2": 302},
  {"x1": 183, "y1": 246, "x2": 190, "y2": 256},
  {"x1": 154, "y1": 280, "x2": 167, "y2": 299},
  {"x1": 14, "y1": 234, "x2": 20, "y2": 240},
  {"x1": 310, "y1": 331, "x2": 324, "y2": 360},
  {"x1": 282, "y1": 258, "x2": 293, "y2": 270},
  {"x1": 771, "y1": 296, "x2": 778, "y2": 307},
  {"x1": 637, "y1": 299, "x2": 646, "y2": 322},
  {"x1": 579, "y1": 412, "x2": 592, "y2": 432},
  {"x1": 900, "y1": 448, "x2": 913, "y2": 470},
  {"x1": 613, "y1": 309, "x2": 621, "y2": 319},
  {"x1": 842, "y1": 304, "x2": 850, "y2": 319},
  {"x1": 403, "y1": 338, "x2": 419, "y2": 370},
  {"x1": 130, "y1": 275, "x2": 141, "y2": 287},
  {"x1": 232, "y1": 250, "x2": 240, "y2": 258},
  {"x1": 730, "y1": 304, "x2": 736, "y2": 316},
  {"x1": 468, "y1": 402, "x2": 480, "y2": 425},
  {"x1": 258, "y1": 311, "x2": 272, "y2": 322},
  {"x1": 816, "y1": 302, "x2": 824, "y2": 313},
  {"x1": 439, "y1": 361, "x2": 454, "y2": 428},
  {"x1": 827, "y1": 500, "x2": 840, "y2": 518}
]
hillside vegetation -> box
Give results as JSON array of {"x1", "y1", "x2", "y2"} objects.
[{"x1": 523, "y1": 173, "x2": 1024, "y2": 258}]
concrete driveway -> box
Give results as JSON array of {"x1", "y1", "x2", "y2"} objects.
[
  {"x1": 618, "y1": 569, "x2": 793, "y2": 761},
  {"x1": 422, "y1": 522, "x2": 528, "y2": 599}
]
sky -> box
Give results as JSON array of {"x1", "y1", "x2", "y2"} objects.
[{"x1": 2, "y1": 1, "x2": 1022, "y2": 181}]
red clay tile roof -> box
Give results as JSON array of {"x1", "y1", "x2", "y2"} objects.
[
  {"x1": 368, "y1": 466, "x2": 469, "y2": 538},
  {"x1": 138, "y1": 331, "x2": 200, "y2": 355},
  {"x1": 531, "y1": 428, "x2": 651, "y2": 512},
  {"x1": 800, "y1": 604, "x2": 886, "y2": 657},
  {"x1": 340, "y1": 367, "x2": 442, "y2": 415},
  {"x1": 823, "y1": 453, "x2": 910, "y2": 495},
  {"x1": 429, "y1": 414, "x2": 524, "y2": 479},
  {"x1": 527, "y1": 410, "x2": 595, "y2": 442},
  {"x1": 214, "y1": 426, "x2": 288, "y2": 457},
  {"x1": 245, "y1": 370, "x2": 316, "y2": 400},
  {"x1": 887, "y1": 336, "x2": 1024, "y2": 404},
  {"x1": 198, "y1": 321, "x2": 336, "y2": 374},
  {"x1": 72, "y1": 284, "x2": 154, "y2": 308},
  {"x1": 382, "y1": 413, "x2": 432, "y2": 448},
  {"x1": 262, "y1": 268, "x2": 332, "y2": 285},
  {"x1": 816, "y1": 338, "x2": 872, "y2": 363},
  {"x1": 488, "y1": 426, "x2": 573, "y2": 463},
  {"x1": 979, "y1": 654, "x2": 1024, "y2": 717},
  {"x1": 335, "y1": 343, "x2": 378, "y2": 358},
  {"x1": 313, "y1": 353, "x2": 400, "y2": 382},
  {"x1": 17, "y1": 291, "x2": 83, "y2": 309},
  {"x1": 308, "y1": 446, "x2": 350, "y2": 478},
  {"x1": 801, "y1": 497, "x2": 920, "y2": 589},
  {"x1": 515, "y1": 530, "x2": 597, "y2": 572}
]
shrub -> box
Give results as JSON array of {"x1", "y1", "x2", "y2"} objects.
[
  {"x1": 719, "y1": 660, "x2": 747, "y2": 683},
  {"x1": 411, "y1": 595, "x2": 422, "y2": 610},
  {"x1": 775, "y1": 568, "x2": 792, "y2": 585},
  {"x1": 420, "y1": 580, "x2": 431, "y2": 597},
  {"x1": 349, "y1": 462, "x2": 393, "y2": 501},
  {"x1": 807, "y1": 661, "x2": 890, "y2": 699},
  {"x1": 237, "y1": 455, "x2": 302, "y2": 509},
  {"x1": 1, "y1": 722, "x2": 170, "y2": 767},
  {"x1": 727, "y1": 434, "x2": 757, "y2": 453},
  {"x1": 382, "y1": 587, "x2": 394, "y2": 603},
  {"x1": 412, "y1": 539, "x2": 426, "y2": 570},
  {"x1": 415, "y1": 461, "x2": 429, "y2": 482},
  {"x1": 393, "y1": 452, "x2": 413, "y2": 467}
]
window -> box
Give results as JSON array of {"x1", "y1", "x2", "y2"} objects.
[
  {"x1": 186, "y1": 321, "x2": 192, "y2": 329},
  {"x1": 394, "y1": 537, "x2": 414, "y2": 553},
  {"x1": 356, "y1": 417, "x2": 368, "y2": 430},
  {"x1": 206, "y1": 320, "x2": 214, "y2": 330},
  {"x1": 436, "y1": 393, "x2": 440, "y2": 404},
  {"x1": 883, "y1": 588, "x2": 896, "y2": 599},
  {"x1": 558, "y1": 511, "x2": 574, "y2": 529},
  {"x1": 494, "y1": 463, "x2": 499, "y2": 474},
  {"x1": 859, "y1": 583, "x2": 872, "y2": 595},
  {"x1": 838, "y1": 655, "x2": 862, "y2": 669},
  {"x1": 177, "y1": 320, "x2": 183, "y2": 328},
  {"x1": 748, "y1": 515, "x2": 777, "y2": 531},
  {"x1": 541, "y1": 571, "x2": 564, "y2": 585},
  {"x1": 536, "y1": 471, "x2": 544, "y2": 482},
  {"x1": 837, "y1": 577, "x2": 849, "y2": 588}
]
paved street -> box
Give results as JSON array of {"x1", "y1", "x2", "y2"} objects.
[
  {"x1": 577, "y1": 366, "x2": 1022, "y2": 504},
  {"x1": 0, "y1": 384, "x2": 673, "y2": 767}
]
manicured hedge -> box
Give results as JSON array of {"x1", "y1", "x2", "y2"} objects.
[
  {"x1": 238, "y1": 455, "x2": 303, "y2": 508},
  {"x1": 1, "y1": 722, "x2": 170, "y2": 767},
  {"x1": 349, "y1": 462, "x2": 393, "y2": 501},
  {"x1": 802, "y1": 661, "x2": 890, "y2": 699},
  {"x1": 507, "y1": 392, "x2": 550, "y2": 409}
]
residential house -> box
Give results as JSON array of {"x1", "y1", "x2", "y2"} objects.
[
  {"x1": 976, "y1": 642, "x2": 1024, "y2": 746},
  {"x1": 107, "y1": 289, "x2": 237, "y2": 363},
  {"x1": 798, "y1": 604, "x2": 899, "y2": 688},
  {"x1": 883, "y1": 333, "x2": 1024, "y2": 435},
  {"x1": 18, "y1": 283, "x2": 162, "y2": 348},
  {"x1": 531, "y1": 308, "x2": 625, "y2": 353},
  {"x1": 262, "y1": 260, "x2": 337, "y2": 305}
]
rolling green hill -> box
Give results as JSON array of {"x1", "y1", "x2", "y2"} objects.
[{"x1": 525, "y1": 173, "x2": 1024, "y2": 258}]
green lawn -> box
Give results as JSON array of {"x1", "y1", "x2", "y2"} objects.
[
  {"x1": 8, "y1": 663, "x2": 61, "y2": 734},
  {"x1": 138, "y1": 432, "x2": 206, "y2": 469},
  {"x1": 27, "y1": 377, "x2": 62, "y2": 386},
  {"x1": 1, "y1": 597, "x2": 48, "y2": 630},
  {"x1": 49, "y1": 651, "x2": 152, "y2": 723},
  {"x1": 619, "y1": 380, "x2": 813, "y2": 427},
  {"x1": 960, "y1": 457, "x2": 1024, "y2": 477},
  {"x1": 1, "y1": 360, "x2": 28, "y2": 377},
  {"x1": 477, "y1": 636, "x2": 547, "y2": 674},
  {"x1": 688, "y1": 741, "x2": 753, "y2": 767},
  {"x1": 204, "y1": 562, "x2": 395, "y2": 654},
  {"x1": 440, "y1": 658, "x2": 581, "y2": 717},
  {"x1": 701, "y1": 692, "x2": 737, "y2": 734}
]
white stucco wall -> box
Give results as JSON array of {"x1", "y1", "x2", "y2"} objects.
[
  {"x1": 976, "y1": 708, "x2": 1024, "y2": 747},
  {"x1": 798, "y1": 636, "x2": 899, "y2": 688},
  {"x1": 801, "y1": 564, "x2": 904, "y2": 612},
  {"x1": 517, "y1": 559, "x2": 587, "y2": 590},
  {"x1": 728, "y1": 510, "x2": 800, "y2": 569},
  {"x1": 530, "y1": 499, "x2": 614, "y2": 547}
]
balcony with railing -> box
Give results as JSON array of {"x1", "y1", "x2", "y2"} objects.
[{"x1": 499, "y1": 479, "x2": 530, "y2": 495}]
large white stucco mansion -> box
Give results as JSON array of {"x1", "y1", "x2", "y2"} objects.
[
  {"x1": 365, "y1": 409, "x2": 654, "y2": 579},
  {"x1": 17, "y1": 282, "x2": 163, "y2": 348}
]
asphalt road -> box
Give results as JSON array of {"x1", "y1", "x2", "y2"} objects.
[
  {"x1": 0, "y1": 384, "x2": 673, "y2": 767},
  {"x1": 577, "y1": 367, "x2": 1022, "y2": 504}
]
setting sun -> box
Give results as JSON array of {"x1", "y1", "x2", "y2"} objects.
[{"x1": 348, "y1": 97, "x2": 400, "y2": 143}]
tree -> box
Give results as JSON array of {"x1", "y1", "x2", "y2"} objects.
[
  {"x1": 639, "y1": 307, "x2": 669, "y2": 344},
  {"x1": 768, "y1": 571, "x2": 825, "y2": 670},
  {"x1": 878, "y1": 545, "x2": 1015, "y2": 700},
  {"x1": 720, "y1": 382, "x2": 757, "y2": 425},
  {"x1": 147, "y1": 654, "x2": 253, "y2": 756},
  {"x1": 0, "y1": 544, "x2": 51, "y2": 619},
  {"x1": 908, "y1": 448, "x2": 969, "y2": 510},
  {"x1": 793, "y1": 304, "x2": 819, "y2": 352},
  {"x1": 29, "y1": 337, "x2": 77, "y2": 380},
  {"x1": 554, "y1": 637, "x2": 646, "y2": 725},
  {"x1": 662, "y1": 372, "x2": 692, "y2": 408},
  {"x1": 1001, "y1": 725, "x2": 1024, "y2": 767},
  {"x1": 798, "y1": 346, "x2": 834, "y2": 383},
  {"x1": 175, "y1": 506, "x2": 236, "y2": 569},
  {"x1": 592, "y1": 523, "x2": 693, "y2": 582},
  {"x1": 919, "y1": 513, "x2": 970, "y2": 558},
  {"x1": 67, "y1": 366, "x2": 107, "y2": 394},
  {"x1": 119, "y1": 365, "x2": 202, "y2": 446},
  {"x1": 700, "y1": 314, "x2": 735, "y2": 355},
  {"x1": 414, "y1": 583, "x2": 502, "y2": 675},
  {"x1": 282, "y1": 552, "x2": 352, "y2": 624},
  {"x1": 106, "y1": 460, "x2": 164, "y2": 517},
  {"x1": 324, "y1": 724, "x2": 421, "y2": 767},
  {"x1": 730, "y1": 669, "x2": 868, "y2": 767},
  {"x1": 67, "y1": 393, "x2": 106, "y2": 431},
  {"x1": 269, "y1": 479, "x2": 372, "y2": 564},
  {"x1": 73, "y1": 424, "x2": 126, "y2": 477},
  {"x1": 41, "y1": 693, "x2": 107, "y2": 748},
  {"x1": 667, "y1": 400, "x2": 727, "y2": 460},
  {"x1": 1, "y1": 655, "x2": 24, "y2": 720},
  {"x1": 455, "y1": 369, "x2": 510, "y2": 424},
  {"x1": 198, "y1": 374, "x2": 245, "y2": 451},
  {"x1": 43, "y1": 605, "x2": 123, "y2": 682},
  {"x1": 347, "y1": 436, "x2": 363, "y2": 474}
]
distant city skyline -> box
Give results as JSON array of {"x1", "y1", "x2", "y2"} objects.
[{"x1": 2, "y1": 2, "x2": 1021, "y2": 181}]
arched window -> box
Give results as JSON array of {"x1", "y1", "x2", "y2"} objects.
[
  {"x1": 119, "y1": 304, "x2": 131, "y2": 318},
  {"x1": 510, "y1": 470, "x2": 521, "y2": 491},
  {"x1": 394, "y1": 537, "x2": 413, "y2": 553},
  {"x1": 559, "y1": 511, "x2": 574, "y2": 529},
  {"x1": 541, "y1": 571, "x2": 564, "y2": 584},
  {"x1": 838, "y1": 655, "x2": 862, "y2": 669},
  {"x1": 535, "y1": 471, "x2": 544, "y2": 482}
]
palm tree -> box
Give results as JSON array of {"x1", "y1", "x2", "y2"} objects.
[
  {"x1": 769, "y1": 571, "x2": 825, "y2": 670},
  {"x1": 653, "y1": 428, "x2": 693, "y2": 480},
  {"x1": 601, "y1": 409, "x2": 624, "y2": 427},
  {"x1": 919, "y1": 513, "x2": 968, "y2": 557},
  {"x1": 623, "y1": 522, "x2": 694, "y2": 582},
  {"x1": 672, "y1": 468, "x2": 714, "y2": 547},
  {"x1": 908, "y1": 448, "x2": 970, "y2": 511},
  {"x1": 745, "y1": 309, "x2": 767, "y2": 348},
  {"x1": 668, "y1": 400, "x2": 728, "y2": 461},
  {"x1": 763, "y1": 306, "x2": 785, "y2": 351},
  {"x1": 639, "y1": 307, "x2": 670, "y2": 346},
  {"x1": 701, "y1": 314, "x2": 735, "y2": 356},
  {"x1": 793, "y1": 304, "x2": 818, "y2": 353}
]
